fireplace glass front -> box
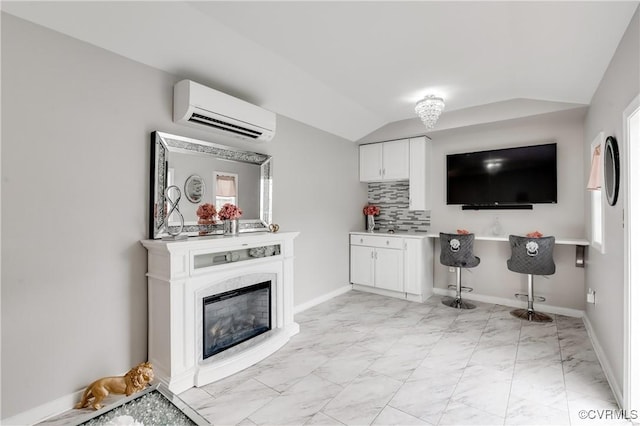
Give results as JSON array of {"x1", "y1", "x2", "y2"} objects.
[{"x1": 203, "y1": 281, "x2": 271, "y2": 359}]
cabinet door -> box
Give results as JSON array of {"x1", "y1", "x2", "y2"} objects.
[
  {"x1": 350, "y1": 245, "x2": 374, "y2": 286},
  {"x1": 382, "y1": 139, "x2": 409, "y2": 181},
  {"x1": 374, "y1": 248, "x2": 404, "y2": 292},
  {"x1": 359, "y1": 144, "x2": 383, "y2": 182},
  {"x1": 409, "y1": 137, "x2": 431, "y2": 211}
]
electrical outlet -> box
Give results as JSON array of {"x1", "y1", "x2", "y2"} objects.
[
  {"x1": 587, "y1": 288, "x2": 596, "y2": 304},
  {"x1": 449, "y1": 267, "x2": 455, "y2": 273}
]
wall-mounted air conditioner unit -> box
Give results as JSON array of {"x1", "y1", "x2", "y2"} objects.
[{"x1": 173, "y1": 80, "x2": 276, "y2": 142}]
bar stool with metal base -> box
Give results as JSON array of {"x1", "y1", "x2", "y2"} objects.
[
  {"x1": 439, "y1": 233, "x2": 480, "y2": 310},
  {"x1": 507, "y1": 235, "x2": 556, "y2": 322}
]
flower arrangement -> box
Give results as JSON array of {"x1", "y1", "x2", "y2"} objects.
[
  {"x1": 218, "y1": 203, "x2": 243, "y2": 220},
  {"x1": 196, "y1": 203, "x2": 217, "y2": 221},
  {"x1": 526, "y1": 231, "x2": 543, "y2": 238},
  {"x1": 363, "y1": 204, "x2": 380, "y2": 216}
]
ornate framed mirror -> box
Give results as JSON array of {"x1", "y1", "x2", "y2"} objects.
[
  {"x1": 149, "y1": 131, "x2": 272, "y2": 239},
  {"x1": 604, "y1": 135, "x2": 620, "y2": 206}
]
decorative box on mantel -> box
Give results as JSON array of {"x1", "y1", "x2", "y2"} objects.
[{"x1": 141, "y1": 232, "x2": 299, "y2": 394}]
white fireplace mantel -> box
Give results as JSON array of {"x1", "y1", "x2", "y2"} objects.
[{"x1": 141, "y1": 231, "x2": 299, "y2": 394}]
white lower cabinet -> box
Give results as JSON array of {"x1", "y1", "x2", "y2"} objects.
[
  {"x1": 350, "y1": 244, "x2": 375, "y2": 286},
  {"x1": 374, "y1": 247, "x2": 404, "y2": 292},
  {"x1": 349, "y1": 233, "x2": 433, "y2": 302}
]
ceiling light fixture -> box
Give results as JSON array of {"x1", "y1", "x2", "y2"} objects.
[{"x1": 415, "y1": 95, "x2": 445, "y2": 130}]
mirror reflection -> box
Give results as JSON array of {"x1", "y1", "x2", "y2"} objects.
[
  {"x1": 184, "y1": 174, "x2": 205, "y2": 203},
  {"x1": 150, "y1": 131, "x2": 272, "y2": 239}
]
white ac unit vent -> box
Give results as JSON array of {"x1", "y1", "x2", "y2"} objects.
[{"x1": 173, "y1": 80, "x2": 276, "y2": 142}]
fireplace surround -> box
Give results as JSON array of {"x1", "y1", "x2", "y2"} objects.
[{"x1": 141, "y1": 232, "x2": 299, "y2": 393}]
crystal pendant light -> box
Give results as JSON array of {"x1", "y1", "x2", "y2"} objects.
[{"x1": 415, "y1": 95, "x2": 445, "y2": 129}]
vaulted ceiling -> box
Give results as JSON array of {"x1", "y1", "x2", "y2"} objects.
[{"x1": 3, "y1": 1, "x2": 638, "y2": 141}]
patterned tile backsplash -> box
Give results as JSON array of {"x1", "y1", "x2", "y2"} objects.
[{"x1": 367, "y1": 181, "x2": 430, "y2": 232}]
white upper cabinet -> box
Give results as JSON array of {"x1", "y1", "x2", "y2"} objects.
[
  {"x1": 381, "y1": 139, "x2": 410, "y2": 180},
  {"x1": 359, "y1": 139, "x2": 409, "y2": 182},
  {"x1": 409, "y1": 136, "x2": 432, "y2": 211},
  {"x1": 359, "y1": 143, "x2": 383, "y2": 181}
]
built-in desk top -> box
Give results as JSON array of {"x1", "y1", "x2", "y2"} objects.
[{"x1": 425, "y1": 233, "x2": 589, "y2": 246}]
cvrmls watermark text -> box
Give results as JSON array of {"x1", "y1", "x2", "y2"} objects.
[{"x1": 578, "y1": 409, "x2": 638, "y2": 420}]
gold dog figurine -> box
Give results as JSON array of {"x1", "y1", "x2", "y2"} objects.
[{"x1": 75, "y1": 362, "x2": 154, "y2": 410}]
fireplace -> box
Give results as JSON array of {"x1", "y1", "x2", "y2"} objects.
[
  {"x1": 203, "y1": 281, "x2": 271, "y2": 359},
  {"x1": 142, "y1": 232, "x2": 299, "y2": 393}
]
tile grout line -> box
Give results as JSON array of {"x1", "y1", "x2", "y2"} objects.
[
  {"x1": 315, "y1": 302, "x2": 419, "y2": 425},
  {"x1": 503, "y1": 313, "x2": 524, "y2": 426},
  {"x1": 433, "y1": 303, "x2": 493, "y2": 426},
  {"x1": 379, "y1": 308, "x2": 448, "y2": 425},
  {"x1": 556, "y1": 317, "x2": 575, "y2": 426}
]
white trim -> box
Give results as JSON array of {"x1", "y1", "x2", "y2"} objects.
[
  {"x1": 1, "y1": 389, "x2": 83, "y2": 426},
  {"x1": 351, "y1": 284, "x2": 419, "y2": 301},
  {"x1": 432, "y1": 287, "x2": 584, "y2": 318},
  {"x1": 623, "y1": 93, "x2": 640, "y2": 413},
  {"x1": 293, "y1": 285, "x2": 352, "y2": 314},
  {"x1": 583, "y1": 314, "x2": 623, "y2": 407}
]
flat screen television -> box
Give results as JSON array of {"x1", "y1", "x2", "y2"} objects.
[{"x1": 446, "y1": 143, "x2": 557, "y2": 207}]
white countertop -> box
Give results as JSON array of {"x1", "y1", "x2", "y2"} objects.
[
  {"x1": 424, "y1": 232, "x2": 589, "y2": 246},
  {"x1": 350, "y1": 230, "x2": 431, "y2": 239}
]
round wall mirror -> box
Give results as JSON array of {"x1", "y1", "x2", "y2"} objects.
[
  {"x1": 184, "y1": 174, "x2": 205, "y2": 203},
  {"x1": 604, "y1": 136, "x2": 620, "y2": 206}
]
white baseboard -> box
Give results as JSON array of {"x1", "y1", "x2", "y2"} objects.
[
  {"x1": 294, "y1": 285, "x2": 352, "y2": 314},
  {"x1": 2, "y1": 389, "x2": 83, "y2": 426},
  {"x1": 432, "y1": 287, "x2": 584, "y2": 318},
  {"x1": 582, "y1": 314, "x2": 623, "y2": 407}
]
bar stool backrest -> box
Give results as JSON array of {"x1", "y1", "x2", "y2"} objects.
[
  {"x1": 439, "y1": 233, "x2": 480, "y2": 268},
  {"x1": 507, "y1": 235, "x2": 556, "y2": 276}
]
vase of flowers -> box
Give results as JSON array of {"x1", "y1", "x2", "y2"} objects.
[
  {"x1": 363, "y1": 204, "x2": 380, "y2": 232},
  {"x1": 218, "y1": 203, "x2": 243, "y2": 235},
  {"x1": 196, "y1": 203, "x2": 217, "y2": 236}
]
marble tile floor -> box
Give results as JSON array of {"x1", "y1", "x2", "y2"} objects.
[{"x1": 43, "y1": 291, "x2": 627, "y2": 426}]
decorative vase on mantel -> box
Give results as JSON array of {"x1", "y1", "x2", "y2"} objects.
[
  {"x1": 198, "y1": 218, "x2": 215, "y2": 236},
  {"x1": 366, "y1": 215, "x2": 375, "y2": 232},
  {"x1": 218, "y1": 203, "x2": 242, "y2": 236},
  {"x1": 225, "y1": 219, "x2": 239, "y2": 235}
]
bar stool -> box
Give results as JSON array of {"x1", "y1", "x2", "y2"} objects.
[
  {"x1": 507, "y1": 235, "x2": 556, "y2": 322},
  {"x1": 439, "y1": 233, "x2": 479, "y2": 310}
]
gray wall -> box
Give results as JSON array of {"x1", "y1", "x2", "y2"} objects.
[
  {"x1": 583, "y1": 6, "x2": 639, "y2": 396},
  {"x1": 1, "y1": 13, "x2": 365, "y2": 419}
]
